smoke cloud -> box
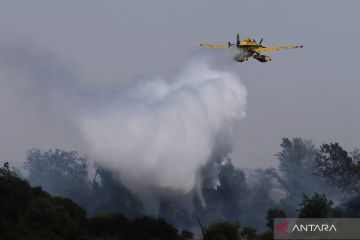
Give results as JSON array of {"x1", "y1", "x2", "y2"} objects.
[{"x1": 82, "y1": 57, "x2": 247, "y2": 192}]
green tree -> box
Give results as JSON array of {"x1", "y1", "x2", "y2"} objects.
[
  {"x1": 315, "y1": 143, "x2": 360, "y2": 193},
  {"x1": 0, "y1": 162, "x2": 87, "y2": 240},
  {"x1": 297, "y1": 193, "x2": 333, "y2": 218},
  {"x1": 89, "y1": 167, "x2": 144, "y2": 217},
  {"x1": 194, "y1": 160, "x2": 248, "y2": 225},
  {"x1": 241, "y1": 227, "x2": 257, "y2": 240},
  {"x1": 25, "y1": 148, "x2": 90, "y2": 207},
  {"x1": 276, "y1": 138, "x2": 319, "y2": 196},
  {"x1": 217, "y1": 161, "x2": 248, "y2": 221},
  {"x1": 274, "y1": 138, "x2": 331, "y2": 216},
  {"x1": 129, "y1": 216, "x2": 180, "y2": 240},
  {"x1": 257, "y1": 230, "x2": 273, "y2": 240},
  {"x1": 335, "y1": 194, "x2": 360, "y2": 217},
  {"x1": 266, "y1": 208, "x2": 286, "y2": 230},
  {"x1": 0, "y1": 162, "x2": 183, "y2": 240},
  {"x1": 0, "y1": 162, "x2": 13, "y2": 176},
  {"x1": 205, "y1": 221, "x2": 241, "y2": 240},
  {"x1": 87, "y1": 213, "x2": 130, "y2": 237},
  {"x1": 159, "y1": 198, "x2": 191, "y2": 227}
]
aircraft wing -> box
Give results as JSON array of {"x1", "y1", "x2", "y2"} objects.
[
  {"x1": 199, "y1": 43, "x2": 234, "y2": 49},
  {"x1": 254, "y1": 45, "x2": 303, "y2": 53}
]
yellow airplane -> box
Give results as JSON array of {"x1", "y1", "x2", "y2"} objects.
[{"x1": 199, "y1": 33, "x2": 303, "y2": 62}]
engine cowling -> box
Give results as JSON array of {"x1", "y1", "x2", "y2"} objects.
[{"x1": 253, "y1": 54, "x2": 272, "y2": 62}]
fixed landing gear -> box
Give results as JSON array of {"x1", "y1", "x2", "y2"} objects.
[{"x1": 238, "y1": 57, "x2": 248, "y2": 62}]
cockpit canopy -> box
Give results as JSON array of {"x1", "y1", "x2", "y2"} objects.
[{"x1": 242, "y1": 37, "x2": 252, "y2": 43}]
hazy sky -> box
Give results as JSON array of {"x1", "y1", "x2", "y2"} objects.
[{"x1": 0, "y1": 0, "x2": 359, "y2": 168}]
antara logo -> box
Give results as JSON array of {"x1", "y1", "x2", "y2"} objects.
[
  {"x1": 275, "y1": 220, "x2": 337, "y2": 236},
  {"x1": 292, "y1": 224, "x2": 337, "y2": 232},
  {"x1": 275, "y1": 220, "x2": 290, "y2": 235}
]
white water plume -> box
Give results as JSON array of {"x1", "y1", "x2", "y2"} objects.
[{"x1": 82, "y1": 57, "x2": 247, "y2": 193}]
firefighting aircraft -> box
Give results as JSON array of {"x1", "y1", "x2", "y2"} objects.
[{"x1": 199, "y1": 33, "x2": 303, "y2": 62}]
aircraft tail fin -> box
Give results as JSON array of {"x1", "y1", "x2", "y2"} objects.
[{"x1": 236, "y1": 33, "x2": 240, "y2": 45}]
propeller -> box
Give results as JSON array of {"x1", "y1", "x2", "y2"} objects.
[
  {"x1": 258, "y1": 38, "x2": 265, "y2": 47},
  {"x1": 228, "y1": 41, "x2": 235, "y2": 47}
]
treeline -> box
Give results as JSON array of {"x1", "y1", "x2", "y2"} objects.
[
  {"x1": 17, "y1": 138, "x2": 360, "y2": 228},
  {"x1": 0, "y1": 162, "x2": 189, "y2": 240},
  {"x1": 2, "y1": 137, "x2": 360, "y2": 238},
  {"x1": 0, "y1": 161, "x2": 355, "y2": 240},
  {"x1": 2, "y1": 136, "x2": 360, "y2": 240}
]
